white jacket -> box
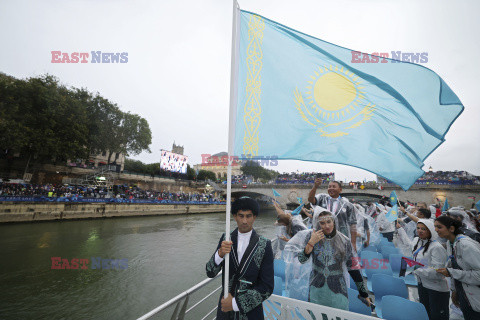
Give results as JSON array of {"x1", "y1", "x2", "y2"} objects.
[
  {"x1": 376, "y1": 211, "x2": 395, "y2": 233},
  {"x1": 397, "y1": 220, "x2": 449, "y2": 292},
  {"x1": 447, "y1": 234, "x2": 480, "y2": 312}
]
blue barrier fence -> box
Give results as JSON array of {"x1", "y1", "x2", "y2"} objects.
[{"x1": 0, "y1": 196, "x2": 225, "y2": 205}]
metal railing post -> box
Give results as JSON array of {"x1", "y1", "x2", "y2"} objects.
[{"x1": 176, "y1": 295, "x2": 189, "y2": 320}]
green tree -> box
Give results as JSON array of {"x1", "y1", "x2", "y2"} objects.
[
  {"x1": 124, "y1": 158, "x2": 147, "y2": 173},
  {"x1": 0, "y1": 72, "x2": 153, "y2": 172},
  {"x1": 105, "y1": 111, "x2": 152, "y2": 164},
  {"x1": 197, "y1": 170, "x2": 216, "y2": 181},
  {"x1": 124, "y1": 158, "x2": 159, "y2": 176},
  {"x1": 187, "y1": 164, "x2": 196, "y2": 180},
  {"x1": 74, "y1": 89, "x2": 120, "y2": 157},
  {"x1": 241, "y1": 160, "x2": 279, "y2": 182},
  {"x1": 0, "y1": 74, "x2": 90, "y2": 164}
]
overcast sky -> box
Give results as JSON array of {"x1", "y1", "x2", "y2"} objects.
[{"x1": 1, "y1": 0, "x2": 478, "y2": 182}]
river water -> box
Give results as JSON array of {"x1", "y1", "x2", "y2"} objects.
[{"x1": 0, "y1": 211, "x2": 278, "y2": 320}]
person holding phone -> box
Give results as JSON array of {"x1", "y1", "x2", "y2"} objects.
[{"x1": 308, "y1": 179, "x2": 357, "y2": 251}]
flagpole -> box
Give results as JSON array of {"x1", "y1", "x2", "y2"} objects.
[{"x1": 224, "y1": 0, "x2": 240, "y2": 299}]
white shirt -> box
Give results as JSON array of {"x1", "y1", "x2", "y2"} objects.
[
  {"x1": 329, "y1": 197, "x2": 339, "y2": 214},
  {"x1": 214, "y1": 229, "x2": 253, "y2": 312}
]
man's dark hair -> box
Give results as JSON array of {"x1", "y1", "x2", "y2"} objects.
[
  {"x1": 330, "y1": 181, "x2": 342, "y2": 188},
  {"x1": 232, "y1": 197, "x2": 259, "y2": 216},
  {"x1": 418, "y1": 208, "x2": 431, "y2": 219}
]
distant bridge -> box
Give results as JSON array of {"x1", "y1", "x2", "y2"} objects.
[{"x1": 227, "y1": 183, "x2": 480, "y2": 209}]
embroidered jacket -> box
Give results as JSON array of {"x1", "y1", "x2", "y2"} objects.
[{"x1": 206, "y1": 228, "x2": 274, "y2": 320}]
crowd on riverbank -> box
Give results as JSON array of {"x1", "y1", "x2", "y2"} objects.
[
  {"x1": 230, "y1": 170, "x2": 480, "y2": 186},
  {"x1": 0, "y1": 182, "x2": 222, "y2": 203}
]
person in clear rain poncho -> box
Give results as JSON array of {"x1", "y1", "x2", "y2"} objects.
[
  {"x1": 272, "y1": 201, "x2": 307, "y2": 259},
  {"x1": 284, "y1": 207, "x2": 371, "y2": 310},
  {"x1": 353, "y1": 203, "x2": 381, "y2": 249}
]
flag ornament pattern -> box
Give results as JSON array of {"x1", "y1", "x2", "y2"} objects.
[
  {"x1": 234, "y1": 10, "x2": 464, "y2": 191},
  {"x1": 242, "y1": 14, "x2": 265, "y2": 157}
]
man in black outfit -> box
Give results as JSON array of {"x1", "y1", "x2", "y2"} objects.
[{"x1": 206, "y1": 197, "x2": 274, "y2": 319}]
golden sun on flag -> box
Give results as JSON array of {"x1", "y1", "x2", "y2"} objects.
[{"x1": 294, "y1": 64, "x2": 376, "y2": 137}]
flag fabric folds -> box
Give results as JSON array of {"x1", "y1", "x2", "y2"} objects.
[
  {"x1": 442, "y1": 198, "x2": 449, "y2": 212},
  {"x1": 385, "y1": 204, "x2": 398, "y2": 223},
  {"x1": 390, "y1": 191, "x2": 398, "y2": 206},
  {"x1": 272, "y1": 188, "x2": 281, "y2": 197},
  {"x1": 291, "y1": 205, "x2": 303, "y2": 216},
  {"x1": 233, "y1": 10, "x2": 463, "y2": 190}
]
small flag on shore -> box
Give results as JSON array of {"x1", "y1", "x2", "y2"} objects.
[
  {"x1": 468, "y1": 196, "x2": 476, "y2": 201},
  {"x1": 442, "y1": 198, "x2": 449, "y2": 212},
  {"x1": 390, "y1": 190, "x2": 398, "y2": 206},
  {"x1": 385, "y1": 204, "x2": 398, "y2": 223},
  {"x1": 272, "y1": 188, "x2": 281, "y2": 197}
]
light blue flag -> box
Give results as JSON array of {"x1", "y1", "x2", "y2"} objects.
[
  {"x1": 234, "y1": 10, "x2": 463, "y2": 190},
  {"x1": 390, "y1": 190, "x2": 398, "y2": 206},
  {"x1": 442, "y1": 198, "x2": 449, "y2": 212},
  {"x1": 272, "y1": 188, "x2": 281, "y2": 197},
  {"x1": 385, "y1": 204, "x2": 399, "y2": 223},
  {"x1": 291, "y1": 205, "x2": 303, "y2": 216},
  {"x1": 297, "y1": 197, "x2": 302, "y2": 204},
  {"x1": 476, "y1": 200, "x2": 480, "y2": 212}
]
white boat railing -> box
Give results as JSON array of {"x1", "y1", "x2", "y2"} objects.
[
  {"x1": 136, "y1": 272, "x2": 223, "y2": 320},
  {"x1": 135, "y1": 274, "x2": 381, "y2": 320},
  {"x1": 137, "y1": 217, "x2": 341, "y2": 320},
  {"x1": 264, "y1": 294, "x2": 379, "y2": 320},
  {"x1": 135, "y1": 236, "x2": 282, "y2": 320}
]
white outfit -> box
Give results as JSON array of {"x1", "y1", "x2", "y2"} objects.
[
  {"x1": 214, "y1": 229, "x2": 252, "y2": 312},
  {"x1": 397, "y1": 219, "x2": 449, "y2": 292},
  {"x1": 376, "y1": 211, "x2": 395, "y2": 233},
  {"x1": 446, "y1": 234, "x2": 480, "y2": 312}
]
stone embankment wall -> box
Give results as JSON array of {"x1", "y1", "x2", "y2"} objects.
[{"x1": 0, "y1": 203, "x2": 226, "y2": 223}]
